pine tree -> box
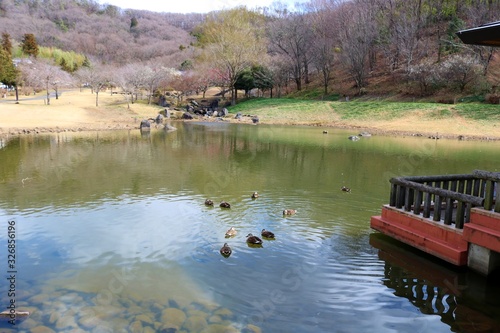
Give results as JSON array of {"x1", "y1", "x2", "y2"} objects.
[
  {"x1": 21, "y1": 33, "x2": 39, "y2": 58},
  {"x1": 1, "y1": 33, "x2": 12, "y2": 55},
  {"x1": 0, "y1": 48, "x2": 17, "y2": 86}
]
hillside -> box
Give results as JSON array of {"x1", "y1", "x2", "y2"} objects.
[{"x1": 0, "y1": 0, "x2": 201, "y2": 67}]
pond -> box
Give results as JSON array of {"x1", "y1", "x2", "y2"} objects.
[{"x1": 1, "y1": 121, "x2": 500, "y2": 333}]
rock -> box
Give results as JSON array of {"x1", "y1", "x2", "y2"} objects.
[
  {"x1": 235, "y1": 112, "x2": 242, "y2": 120},
  {"x1": 55, "y1": 315, "x2": 78, "y2": 330},
  {"x1": 208, "y1": 315, "x2": 222, "y2": 323},
  {"x1": 201, "y1": 324, "x2": 239, "y2": 333},
  {"x1": 358, "y1": 131, "x2": 371, "y2": 137},
  {"x1": 158, "y1": 322, "x2": 180, "y2": 332},
  {"x1": 183, "y1": 315, "x2": 208, "y2": 332},
  {"x1": 79, "y1": 314, "x2": 102, "y2": 329},
  {"x1": 213, "y1": 308, "x2": 233, "y2": 319},
  {"x1": 164, "y1": 109, "x2": 171, "y2": 118},
  {"x1": 135, "y1": 313, "x2": 154, "y2": 326},
  {"x1": 220, "y1": 108, "x2": 228, "y2": 117},
  {"x1": 161, "y1": 308, "x2": 186, "y2": 327},
  {"x1": 143, "y1": 326, "x2": 156, "y2": 333},
  {"x1": 182, "y1": 112, "x2": 194, "y2": 120},
  {"x1": 348, "y1": 135, "x2": 360, "y2": 141},
  {"x1": 140, "y1": 119, "x2": 151, "y2": 130},
  {"x1": 190, "y1": 100, "x2": 199, "y2": 107},
  {"x1": 18, "y1": 317, "x2": 37, "y2": 329},
  {"x1": 129, "y1": 320, "x2": 143, "y2": 333},
  {"x1": 30, "y1": 326, "x2": 56, "y2": 333},
  {"x1": 164, "y1": 124, "x2": 177, "y2": 132},
  {"x1": 251, "y1": 116, "x2": 259, "y2": 124},
  {"x1": 242, "y1": 324, "x2": 262, "y2": 333},
  {"x1": 156, "y1": 114, "x2": 164, "y2": 124}
]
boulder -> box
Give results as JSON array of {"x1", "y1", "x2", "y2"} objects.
[
  {"x1": 235, "y1": 112, "x2": 242, "y2": 120},
  {"x1": 251, "y1": 116, "x2": 259, "y2": 124},
  {"x1": 155, "y1": 114, "x2": 164, "y2": 124},
  {"x1": 220, "y1": 108, "x2": 228, "y2": 117},
  {"x1": 182, "y1": 112, "x2": 194, "y2": 120},
  {"x1": 164, "y1": 124, "x2": 177, "y2": 132},
  {"x1": 139, "y1": 120, "x2": 151, "y2": 131}
]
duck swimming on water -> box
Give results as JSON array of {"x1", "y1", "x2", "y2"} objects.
[
  {"x1": 261, "y1": 229, "x2": 275, "y2": 239},
  {"x1": 220, "y1": 201, "x2": 231, "y2": 208},
  {"x1": 283, "y1": 209, "x2": 296, "y2": 216},
  {"x1": 225, "y1": 227, "x2": 237, "y2": 238},
  {"x1": 220, "y1": 243, "x2": 232, "y2": 257},
  {"x1": 246, "y1": 233, "x2": 263, "y2": 245}
]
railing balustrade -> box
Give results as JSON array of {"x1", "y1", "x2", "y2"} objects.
[{"x1": 388, "y1": 170, "x2": 500, "y2": 229}]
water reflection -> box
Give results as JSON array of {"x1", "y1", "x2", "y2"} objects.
[
  {"x1": 1, "y1": 123, "x2": 500, "y2": 332},
  {"x1": 371, "y1": 233, "x2": 500, "y2": 332}
]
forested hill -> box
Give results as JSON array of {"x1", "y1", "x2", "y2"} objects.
[
  {"x1": 0, "y1": 0, "x2": 202, "y2": 65},
  {"x1": 1, "y1": 0, "x2": 499, "y2": 102}
]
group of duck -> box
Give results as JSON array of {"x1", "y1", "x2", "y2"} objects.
[
  {"x1": 205, "y1": 187, "x2": 350, "y2": 258},
  {"x1": 219, "y1": 227, "x2": 276, "y2": 258},
  {"x1": 204, "y1": 192, "x2": 296, "y2": 258}
]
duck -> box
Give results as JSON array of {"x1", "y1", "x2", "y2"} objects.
[
  {"x1": 251, "y1": 192, "x2": 259, "y2": 199},
  {"x1": 225, "y1": 227, "x2": 237, "y2": 238},
  {"x1": 261, "y1": 229, "x2": 275, "y2": 239},
  {"x1": 220, "y1": 201, "x2": 231, "y2": 208},
  {"x1": 205, "y1": 199, "x2": 214, "y2": 206},
  {"x1": 341, "y1": 186, "x2": 351, "y2": 193},
  {"x1": 220, "y1": 243, "x2": 232, "y2": 257},
  {"x1": 283, "y1": 209, "x2": 296, "y2": 216},
  {"x1": 246, "y1": 233, "x2": 263, "y2": 245}
]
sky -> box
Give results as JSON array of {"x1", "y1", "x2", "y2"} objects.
[{"x1": 98, "y1": 0, "x2": 307, "y2": 14}]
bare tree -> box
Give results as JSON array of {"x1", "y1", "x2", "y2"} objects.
[
  {"x1": 75, "y1": 63, "x2": 109, "y2": 107},
  {"x1": 267, "y1": 7, "x2": 313, "y2": 92},
  {"x1": 307, "y1": 0, "x2": 339, "y2": 96},
  {"x1": 438, "y1": 54, "x2": 483, "y2": 93},
  {"x1": 18, "y1": 58, "x2": 70, "y2": 105},
  {"x1": 336, "y1": 0, "x2": 378, "y2": 93}
]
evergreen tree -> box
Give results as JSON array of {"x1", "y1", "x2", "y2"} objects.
[
  {"x1": 21, "y1": 33, "x2": 39, "y2": 58},
  {"x1": 0, "y1": 48, "x2": 17, "y2": 86},
  {"x1": 1, "y1": 33, "x2": 12, "y2": 55}
]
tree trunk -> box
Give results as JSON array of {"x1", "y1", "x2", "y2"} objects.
[
  {"x1": 95, "y1": 91, "x2": 99, "y2": 107},
  {"x1": 46, "y1": 81, "x2": 50, "y2": 105}
]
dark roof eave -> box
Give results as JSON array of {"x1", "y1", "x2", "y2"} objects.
[{"x1": 456, "y1": 21, "x2": 500, "y2": 47}]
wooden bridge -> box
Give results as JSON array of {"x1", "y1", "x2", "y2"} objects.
[{"x1": 370, "y1": 170, "x2": 500, "y2": 276}]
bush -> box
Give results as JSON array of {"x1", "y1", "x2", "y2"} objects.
[{"x1": 486, "y1": 94, "x2": 500, "y2": 104}]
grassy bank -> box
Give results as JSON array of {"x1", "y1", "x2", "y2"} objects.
[
  {"x1": 227, "y1": 98, "x2": 500, "y2": 140},
  {"x1": 1, "y1": 89, "x2": 500, "y2": 141}
]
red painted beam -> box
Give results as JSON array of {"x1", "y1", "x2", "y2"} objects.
[
  {"x1": 463, "y1": 209, "x2": 500, "y2": 253},
  {"x1": 371, "y1": 205, "x2": 468, "y2": 266}
]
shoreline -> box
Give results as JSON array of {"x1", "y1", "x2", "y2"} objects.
[
  {"x1": 2, "y1": 117, "x2": 500, "y2": 144},
  {"x1": 1, "y1": 89, "x2": 500, "y2": 143}
]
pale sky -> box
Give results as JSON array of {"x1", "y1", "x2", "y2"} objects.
[{"x1": 98, "y1": 0, "x2": 307, "y2": 14}]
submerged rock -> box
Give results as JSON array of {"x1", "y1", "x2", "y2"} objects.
[
  {"x1": 161, "y1": 308, "x2": 186, "y2": 327},
  {"x1": 30, "y1": 326, "x2": 56, "y2": 333},
  {"x1": 201, "y1": 324, "x2": 239, "y2": 333},
  {"x1": 183, "y1": 315, "x2": 208, "y2": 332}
]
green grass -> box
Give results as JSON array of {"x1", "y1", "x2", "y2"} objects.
[
  {"x1": 228, "y1": 97, "x2": 500, "y2": 123},
  {"x1": 454, "y1": 104, "x2": 500, "y2": 120}
]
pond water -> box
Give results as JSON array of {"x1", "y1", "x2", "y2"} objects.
[{"x1": 1, "y1": 121, "x2": 500, "y2": 333}]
